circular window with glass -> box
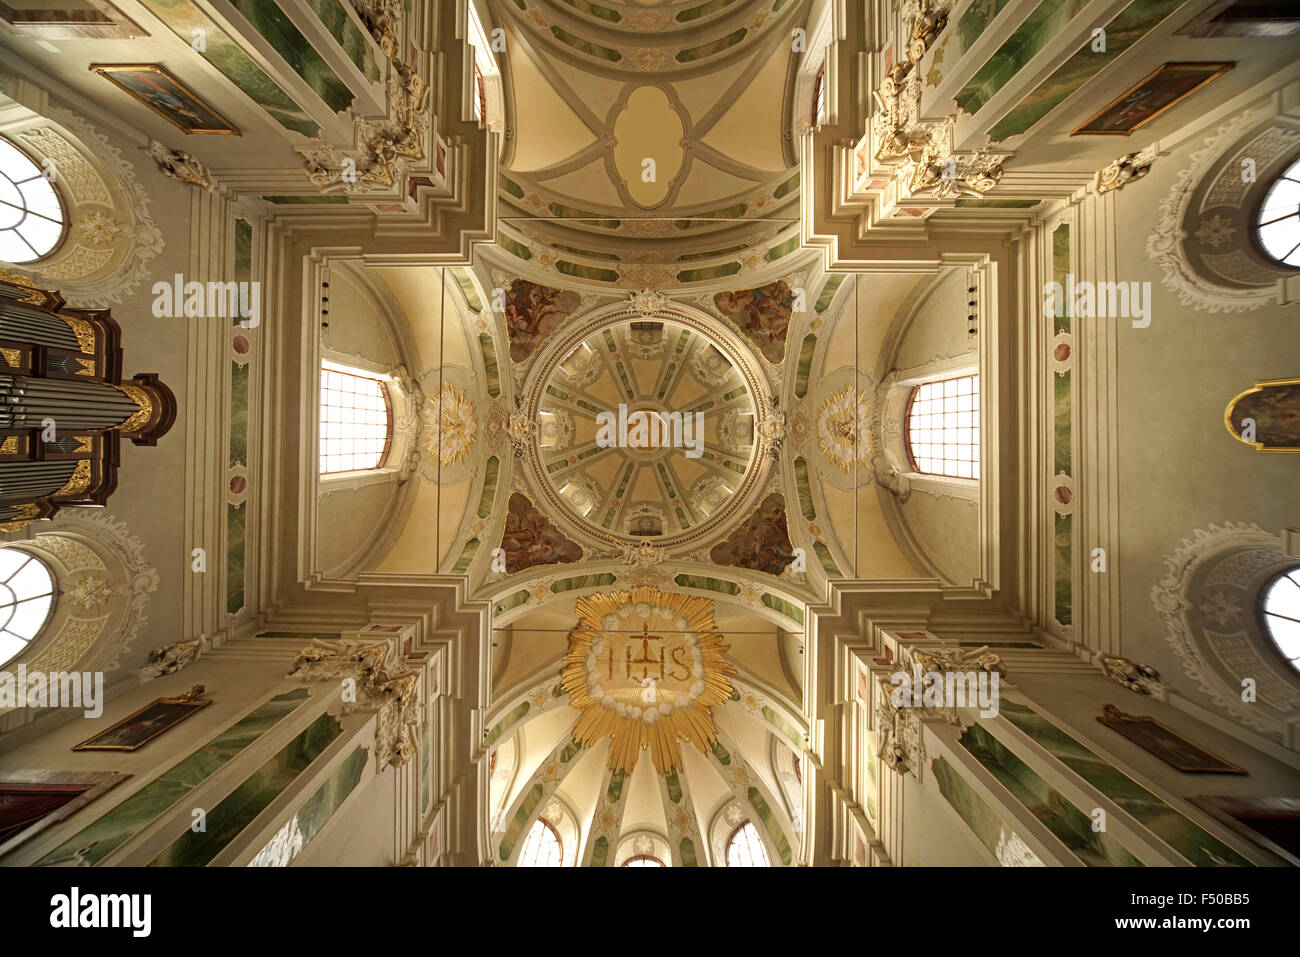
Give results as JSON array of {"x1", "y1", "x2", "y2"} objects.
[
  {"x1": 0, "y1": 547, "x2": 56, "y2": 667},
  {"x1": 1255, "y1": 157, "x2": 1300, "y2": 267},
  {"x1": 1260, "y1": 566, "x2": 1300, "y2": 675},
  {"x1": 0, "y1": 137, "x2": 66, "y2": 264}
]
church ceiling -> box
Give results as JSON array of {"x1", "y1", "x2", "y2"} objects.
[{"x1": 488, "y1": 0, "x2": 814, "y2": 294}]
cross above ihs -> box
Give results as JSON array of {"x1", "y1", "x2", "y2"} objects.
[{"x1": 596, "y1": 627, "x2": 692, "y2": 683}]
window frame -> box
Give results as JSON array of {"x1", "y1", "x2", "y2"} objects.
[
  {"x1": 1251, "y1": 155, "x2": 1300, "y2": 269},
  {"x1": 318, "y1": 361, "x2": 395, "y2": 480},
  {"x1": 517, "y1": 817, "x2": 564, "y2": 867},
  {"x1": 620, "y1": 854, "x2": 666, "y2": 867},
  {"x1": 725, "y1": 819, "x2": 771, "y2": 867},
  {"x1": 1257, "y1": 565, "x2": 1300, "y2": 676},
  {"x1": 0, "y1": 135, "x2": 69, "y2": 265},
  {"x1": 902, "y1": 373, "x2": 981, "y2": 481},
  {"x1": 0, "y1": 547, "x2": 57, "y2": 668}
]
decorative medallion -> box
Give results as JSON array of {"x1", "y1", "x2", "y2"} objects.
[
  {"x1": 818, "y1": 385, "x2": 873, "y2": 471},
  {"x1": 423, "y1": 382, "x2": 477, "y2": 467},
  {"x1": 561, "y1": 588, "x2": 735, "y2": 774}
]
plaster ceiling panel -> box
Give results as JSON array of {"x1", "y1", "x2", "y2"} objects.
[
  {"x1": 612, "y1": 86, "x2": 686, "y2": 207},
  {"x1": 373, "y1": 481, "x2": 470, "y2": 573},
  {"x1": 672, "y1": 57, "x2": 752, "y2": 124},
  {"x1": 543, "y1": 58, "x2": 630, "y2": 122},
  {"x1": 555, "y1": 742, "x2": 611, "y2": 845},
  {"x1": 620, "y1": 751, "x2": 669, "y2": 834},
  {"x1": 699, "y1": 49, "x2": 792, "y2": 172},
  {"x1": 509, "y1": 704, "x2": 583, "y2": 810},
  {"x1": 818, "y1": 481, "x2": 919, "y2": 578},
  {"x1": 677, "y1": 742, "x2": 730, "y2": 834},
  {"x1": 714, "y1": 706, "x2": 782, "y2": 799},
  {"x1": 507, "y1": 35, "x2": 598, "y2": 172},
  {"x1": 374, "y1": 267, "x2": 472, "y2": 371},
  {"x1": 670, "y1": 159, "x2": 761, "y2": 208},
  {"x1": 539, "y1": 158, "x2": 625, "y2": 207}
]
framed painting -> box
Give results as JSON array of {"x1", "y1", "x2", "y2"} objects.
[
  {"x1": 1072, "y1": 62, "x2": 1234, "y2": 136},
  {"x1": 1097, "y1": 704, "x2": 1246, "y2": 774},
  {"x1": 90, "y1": 64, "x2": 240, "y2": 135},
  {"x1": 72, "y1": 685, "x2": 211, "y2": 752},
  {"x1": 0, "y1": 769, "x2": 129, "y2": 856}
]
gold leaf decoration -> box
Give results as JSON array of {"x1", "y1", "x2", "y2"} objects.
[{"x1": 561, "y1": 587, "x2": 735, "y2": 774}]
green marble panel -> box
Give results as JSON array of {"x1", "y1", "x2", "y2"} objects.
[
  {"x1": 998, "y1": 700, "x2": 1251, "y2": 865},
  {"x1": 988, "y1": 0, "x2": 1188, "y2": 142},
  {"x1": 150, "y1": 711, "x2": 344, "y2": 866},
  {"x1": 793, "y1": 336, "x2": 816, "y2": 399},
  {"x1": 307, "y1": 0, "x2": 380, "y2": 82},
  {"x1": 813, "y1": 274, "x2": 844, "y2": 312},
  {"x1": 226, "y1": 501, "x2": 246, "y2": 615},
  {"x1": 38, "y1": 689, "x2": 311, "y2": 866},
  {"x1": 247, "y1": 744, "x2": 367, "y2": 866},
  {"x1": 956, "y1": 0, "x2": 1089, "y2": 115},
  {"x1": 761, "y1": 593, "x2": 805, "y2": 625},
  {"x1": 136, "y1": 0, "x2": 320, "y2": 136},
  {"x1": 932, "y1": 755, "x2": 1045, "y2": 865},
  {"x1": 483, "y1": 702, "x2": 530, "y2": 749},
  {"x1": 1054, "y1": 512, "x2": 1072, "y2": 626},
  {"x1": 479, "y1": 335, "x2": 500, "y2": 397},
  {"x1": 228, "y1": 0, "x2": 354, "y2": 112},
  {"x1": 761, "y1": 706, "x2": 803, "y2": 747},
  {"x1": 747, "y1": 786, "x2": 792, "y2": 865},
  {"x1": 960, "y1": 724, "x2": 1142, "y2": 865},
  {"x1": 673, "y1": 573, "x2": 740, "y2": 595},
  {"x1": 794, "y1": 457, "x2": 816, "y2": 519}
]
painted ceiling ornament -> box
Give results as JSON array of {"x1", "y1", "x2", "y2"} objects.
[
  {"x1": 561, "y1": 587, "x2": 736, "y2": 774},
  {"x1": 423, "y1": 382, "x2": 478, "y2": 468},
  {"x1": 628, "y1": 288, "x2": 668, "y2": 317},
  {"x1": 818, "y1": 385, "x2": 873, "y2": 471},
  {"x1": 713, "y1": 281, "x2": 794, "y2": 363},
  {"x1": 503, "y1": 279, "x2": 581, "y2": 363},
  {"x1": 77, "y1": 212, "x2": 123, "y2": 246},
  {"x1": 709, "y1": 492, "x2": 796, "y2": 576},
  {"x1": 498, "y1": 492, "x2": 583, "y2": 574}
]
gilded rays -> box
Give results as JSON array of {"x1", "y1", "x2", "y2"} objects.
[{"x1": 561, "y1": 587, "x2": 735, "y2": 774}]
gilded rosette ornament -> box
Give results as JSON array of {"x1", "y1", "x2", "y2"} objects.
[{"x1": 561, "y1": 587, "x2": 735, "y2": 774}]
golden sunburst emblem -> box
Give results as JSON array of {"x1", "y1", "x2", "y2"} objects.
[{"x1": 562, "y1": 587, "x2": 735, "y2": 774}]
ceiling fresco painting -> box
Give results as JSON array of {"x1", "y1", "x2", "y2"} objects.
[{"x1": 2, "y1": 0, "x2": 1293, "y2": 884}]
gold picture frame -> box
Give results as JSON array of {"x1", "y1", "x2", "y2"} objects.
[
  {"x1": 72, "y1": 685, "x2": 211, "y2": 752},
  {"x1": 90, "y1": 64, "x2": 240, "y2": 135},
  {"x1": 1072, "y1": 62, "x2": 1234, "y2": 136},
  {"x1": 1097, "y1": 704, "x2": 1246, "y2": 774}
]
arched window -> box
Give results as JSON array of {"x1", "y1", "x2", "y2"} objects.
[
  {"x1": 517, "y1": 818, "x2": 563, "y2": 867},
  {"x1": 0, "y1": 548, "x2": 55, "y2": 667},
  {"x1": 812, "y1": 62, "x2": 826, "y2": 127},
  {"x1": 905, "y1": 374, "x2": 980, "y2": 479},
  {"x1": 1255, "y1": 157, "x2": 1300, "y2": 267},
  {"x1": 725, "y1": 820, "x2": 770, "y2": 867},
  {"x1": 621, "y1": 855, "x2": 665, "y2": 867},
  {"x1": 319, "y1": 366, "x2": 391, "y2": 474},
  {"x1": 1261, "y1": 567, "x2": 1300, "y2": 674},
  {"x1": 0, "y1": 137, "x2": 65, "y2": 264}
]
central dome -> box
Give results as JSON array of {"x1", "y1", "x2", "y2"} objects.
[{"x1": 531, "y1": 313, "x2": 762, "y2": 544}]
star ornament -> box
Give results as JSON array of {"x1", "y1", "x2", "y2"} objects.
[{"x1": 561, "y1": 587, "x2": 735, "y2": 774}]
